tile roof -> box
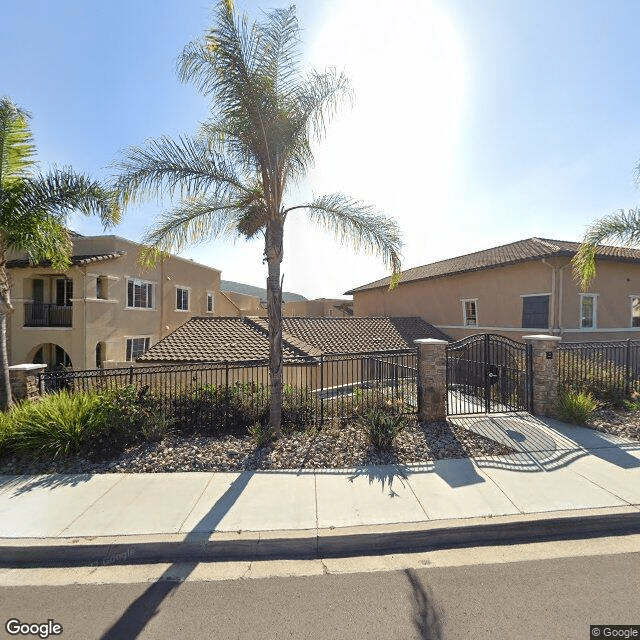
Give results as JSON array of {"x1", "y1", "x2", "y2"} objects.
[
  {"x1": 7, "y1": 251, "x2": 126, "y2": 269},
  {"x1": 345, "y1": 237, "x2": 640, "y2": 294},
  {"x1": 138, "y1": 316, "x2": 450, "y2": 363}
]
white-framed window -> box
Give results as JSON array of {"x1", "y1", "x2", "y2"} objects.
[
  {"x1": 207, "y1": 292, "x2": 214, "y2": 313},
  {"x1": 631, "y1": 296, "x2": 640, "y2": 327},
  {"x1": 126, "y1": 337, "x2": 151, "y2": 361},
  {"x1": 462, "y1": 299, "x2": 478, "y2": 326},
  {"x1": 127, "y1": 278, "x2": 153, "y2": 309},
  {"x1": 176, "y1": 286, "x2": 190, "y2": 311},
  {"x1": 580, "y1": 294, "x2": 597, "y2": 328}
]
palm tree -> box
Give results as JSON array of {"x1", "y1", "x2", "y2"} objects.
[
  {"x1": 114, "y1": 0, "x2": 403, "y2": 436},
  {"x1": 0, "y1": 97, "x2": 120, "y2": 410},
  {"x1": 573, "y1": 208, "x2": 640, "y2": 289}
]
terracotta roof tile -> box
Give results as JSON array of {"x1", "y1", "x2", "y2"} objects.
[
  {"x1": 345, "y1": 237, "x2": 640, "y2": 294},
  {"x1": 138, "y1": 316, "x2": 450, "y2": 363},
  {"x1": 7, "y1": 251, "x2": 126, "y2": 269}
]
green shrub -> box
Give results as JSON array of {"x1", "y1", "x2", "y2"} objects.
[
  {"x1": 560, "y1": 352, "x2": 629, "y2": 408},
  {"x1": 248, "y1": 422, "x2": 276, "y2": 446},
  {"x1": 360, "y1": 405, "x2": 408, "y2": 450},
  {"x1": 0, "y1": 410, "x2": 16, "y2": 457},
  {"x1": 556, "y1": 390, "x2": 598, "y2": 425},
  {"x1": 83, "y1": 385, "x2": 169, "y2": 458},
  {"x1": 9, "y1": 391, "x2": 107, "y2": 459}
]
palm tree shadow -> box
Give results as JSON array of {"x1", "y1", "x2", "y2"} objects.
[
  {"x1": 99, "y1": 470, "x2": 253, "y2": 640},
  {"x1": 405, "y1": 569, "x2": 444, "y2": 640}
]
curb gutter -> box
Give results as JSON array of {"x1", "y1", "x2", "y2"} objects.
[{"x1": 2, "y1": 509, "x2": 640, "y2": 569}]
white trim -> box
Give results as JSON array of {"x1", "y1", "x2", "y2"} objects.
[
  {"x1": 519, "y1": 292, "x2": 552, "y2": 297},
  {"x1": 563, "y1": 327, "x2": 640, "y2": 333},
  {"x1": 175, "y1": 285, "x2": 191, "y2": 312},
  {"x1": 461, "y1": 298, "x2": 478, "y2": 327},
  {"x1": 125, "y1": 277, "x2": 156, "y2": 310},
  {"x1": 125, "y1": 335, "x2": 153, "y2": 361},
  {"x1": 206, "y1": 291, "x2": 215, "y2": 314},
  {"x1": 579, "y1": 293, "x2": 597, "y2": 329},
  {"x1": 437, "y1": 325, "x2": 547, "y2": 332}
]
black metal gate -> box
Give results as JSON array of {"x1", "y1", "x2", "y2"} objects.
[{"x1": 446, "y1": 334, "x2": 533, "y2": 415}]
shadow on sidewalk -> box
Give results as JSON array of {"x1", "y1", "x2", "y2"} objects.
[
  {"x1": 99, "y1": 470, "x2": 254, "y2": 640},
  {"x1": 0, "y1": 472, "x2": 93, "y2": 497}
]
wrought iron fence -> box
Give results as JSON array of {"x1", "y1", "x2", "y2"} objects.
[
  {"x1": 39, "y1": 349, "x2": 417, "y2": 430},
  {"x1": 558, "y1": 339, "x2": 640, "y2": 404}
]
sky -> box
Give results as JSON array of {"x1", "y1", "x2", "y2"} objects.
[{"x1": 3, "y1": 0, "x2": 640, "y2": 299}]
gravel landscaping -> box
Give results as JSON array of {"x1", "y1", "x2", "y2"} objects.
[
  {"x1": 588, "y1": 408, "x2": 640, "y2": 441},
  {"x1": 0, "y1": 418, "x2": 515, "y2": 475}
]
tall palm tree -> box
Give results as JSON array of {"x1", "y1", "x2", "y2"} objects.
[
  {"x1": 114, "y1": 0, "x2": 403, "y2": 436},
  {"x1": 573, "y1": 208, "x2": 640, "y2": 289},
  {"x1": 0, "y1": 97, "x2": 120, "y2": 410}
]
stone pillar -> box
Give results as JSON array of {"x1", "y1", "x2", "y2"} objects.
[
  {"x1": 9, "y1": 364, "x2": 47, "y2": 402},
  {"x1": 523, "y1": 335, "x2": 562, "y2": 417},
  {"x1": 414, "y1": 338, "x2": 448, "y2": 422}
]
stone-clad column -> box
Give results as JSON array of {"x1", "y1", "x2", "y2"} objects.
[
  {"x1": 414, "y1": 338, "x2": 448, "y2": 422},
  {"x1": 523, "y1": 335, "x2": 562, "y2": 417},
  {"x1": 9, "y1": 364, "x2": 47, "y2": 402}
]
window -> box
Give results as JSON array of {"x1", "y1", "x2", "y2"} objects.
[
  {"x1": 56, "y1": 278, "x2": 73, "y2": 306},
  {"x1": 580, "y1": 294, "x2": 597, "y2": 328},
  {"x1": 127, "y1": 279, "x2": 153, "y2": 309},
  {"x1": 207, "y1": 292, "x2": 214, "y2": 313},
  {"x1": 631, "y1": 297, "x2": 640, "y2": 327},
  {"x1": 462, "y1": 299, "x2": 477, "y2": 326},
  {"x1": 522, "y1": 295, "x2": 550, "y2": 329},
  {"x1": 176, "y1": 287, "x2": 189, "y2": 311},
  {"x1": 126, "y1": 337, "x2": 150, "y2": 361}
]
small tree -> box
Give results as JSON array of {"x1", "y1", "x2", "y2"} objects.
[
  {"x1": 114, "y1": 1, "x2": 403, "y2": 436},
  {"x1": 573, "y1": 208, "x2": 640, "y2": 289},
  {"x1": 0, "y1": 97, "x2": 120, "y2": 410}
]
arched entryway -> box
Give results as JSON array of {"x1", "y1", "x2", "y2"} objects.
[{"x1": 31, "y1": 344, "x2": 73, "y2": 370}]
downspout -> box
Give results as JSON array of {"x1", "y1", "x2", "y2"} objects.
[{"x1": 540, "y1": 259, "x2": 556, "y2": 333}]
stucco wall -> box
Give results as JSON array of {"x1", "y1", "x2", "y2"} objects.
[{"x1": 353, "y1": 256, "x2": 640, "y2": 342}]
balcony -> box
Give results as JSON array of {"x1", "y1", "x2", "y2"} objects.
[{"x1": 24, "y1": 303, "x2": 72, "y2": 328}]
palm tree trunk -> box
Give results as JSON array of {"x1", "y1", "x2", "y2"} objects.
[
  {"x1": 265, "y1": 218, "x2": 284, "y2": 437},
  {"x1": 0, "y1": 248, "x2": 13, "y2": 410}
]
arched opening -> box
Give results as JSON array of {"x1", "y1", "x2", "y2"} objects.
[{"x1": 31, "y1": 344, "x2": 73, "y2": 370}]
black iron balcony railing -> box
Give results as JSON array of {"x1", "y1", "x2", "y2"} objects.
[{"x1": 24, "y1": 302, "x2": 72, "y2": 328}]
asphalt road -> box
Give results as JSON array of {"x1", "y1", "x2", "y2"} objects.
[{"x1": 1, "y1": 539, "x2": 639, "y2": 640}]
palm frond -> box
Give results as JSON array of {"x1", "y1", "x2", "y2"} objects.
[
  {"x1": 255, "y1": 6, "x2": 300, "y2": 100},
  {"x1": 3, "y1": 210, "x2": 72, "y2": 270},
  {"x1": 286, "y1": 194, "x2": 403, "y2": 283},
  {"x1": 113, "y1": 134, "x2": 248, "y2": 207},
  {"x1": 24, "y1": 168, "x2": 120, "y2": 228},
  {"x1": 0, "y1": 97, "x2": 36, "y2": 188},
  {"x1": 572, "y1": 208, "x2": 640, "y2": 289},
  {"x1": 141, "y1": 196, "x2": 247, "y2": 262}
]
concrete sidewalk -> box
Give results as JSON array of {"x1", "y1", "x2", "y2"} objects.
[{"x1": 1, "y1": 416, "x2": 640, "y2": 567}]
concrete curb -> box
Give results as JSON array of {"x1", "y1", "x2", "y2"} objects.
[{"x1": 2, "y1": 507, "x2": 640, "y2": 568}]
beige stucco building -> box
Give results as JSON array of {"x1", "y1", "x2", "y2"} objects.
[
  {"x1": 283, "y1": 298, "x2": 353, "y2": 318},
  {"x1": 346, "y1": 238, "x2": 640, "y2": 343},
  {"x1": 7, "y1": 234, "x2": 239, "y2": 369}
]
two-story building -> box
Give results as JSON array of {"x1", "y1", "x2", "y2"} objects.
[
  {"x1": 7, "y1": 233, "x2": 237, "y2": 369},
  {"x1": 346, "y1": 237, "x2": 640, "y2": 342}
]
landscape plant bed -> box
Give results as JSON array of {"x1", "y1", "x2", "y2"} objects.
[
  {"x1": 587, "y1": 408, "x2": 640, "y2": 442},
  {"x1": 0, "y1": 419, "x2": 515, "y2": 475}
]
